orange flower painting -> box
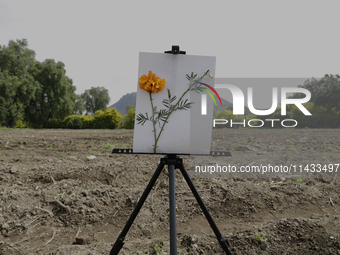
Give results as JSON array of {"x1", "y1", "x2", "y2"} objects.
[
  {"x1": 136, "y1": 69, "x2": 210, "y2": 153},
  {"x1": 139, "y1": 70, "x2": 165, "y2": 94}
]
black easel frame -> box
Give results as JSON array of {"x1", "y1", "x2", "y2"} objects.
[{"x1": 110, "y1": 154, "x2": 231, "y2": 255}]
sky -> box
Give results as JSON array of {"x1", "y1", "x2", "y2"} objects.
[{"x1": 1, "y1": 0, "x2": 340, "y2": 107}]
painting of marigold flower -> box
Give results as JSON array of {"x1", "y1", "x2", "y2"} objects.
[
  {"x1": 136, "y1": 69, "x2": 211, "y2": 153},
  {"x1": 139, "y1": 70, "x2": 165, "y2": 93}
]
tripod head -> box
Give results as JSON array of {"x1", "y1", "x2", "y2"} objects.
[{"x1": 164, "y1": 45, "x2": 186, "y2": 55}]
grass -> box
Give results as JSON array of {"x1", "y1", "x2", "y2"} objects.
[
  {"x1": 255, "y1": 231, "x2": 267, "y2": 242},
  {"x1": 295, "y1": 178, "x2": 304, "y2": 184},
  {"x1": 114, "y1": 144, "x2": 130, "y2": 149},
  {"x1": 102, "y1": 143, "x2": 114, "y2": 150},
  {"x1": 286, "y1": 146, "x2": 295, "y2": 151},
  {"x1": 54, "y1": 191, "x2": 66, "y2": 200},
  {"x1": 134, "y1": 238, "x2": 187, "y2": 255},
  {"x1": 133, "y1": 249, "x2": 150, "y2": 255},
  {"x1": 153, "y1": 243, "x2": 167, "y2": 255},
  {"x1": 47, "y1": 144, "x2": 54, "y2": 151},
  {"x1": 134, "y1": 247, "x2": 187, "y2": 255},
  {"x1": 87, "y1": 181, "x2": 96, "y2": 189},
  {"x1": 66, "y1": 151, "x2": 78, "y2": 156}
]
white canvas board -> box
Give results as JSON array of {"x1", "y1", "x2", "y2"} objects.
[{"x1": 133, "y1": 52, "x2": 216, "y2": 154}]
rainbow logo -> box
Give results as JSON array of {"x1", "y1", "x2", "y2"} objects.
[{"x1": 197, "y1": 82, "x2": 222, "y2": 115}]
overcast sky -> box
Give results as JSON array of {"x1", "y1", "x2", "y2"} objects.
[{"x1": 1, "y1": 1, "x2": 339, "y2": 106}]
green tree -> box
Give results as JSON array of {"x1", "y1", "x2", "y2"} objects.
[
  {"x1": 312, "y1": 74, "x2": 340, "y2": 112},
  {"x1": 289, "y1": 102, "x2": 340, "y2": 128},
  {"x1": 295, "y1": 74, "x2": 340, "y2": 112},
  {"x1": 82, "y1": 87, "x2": 110, "y2": 115},
  {"x1": 214, "y1": 109, "x2": 234, "y2": 120},
  {"x1": 0, "y1": 39, "x2": 36, "y2": 77},
  {"x1": 0, "y1": 39, "x2": 39, "y2": 127},
  {"x1": 288, "y1": 74, "x2": 340, "y2": 128},
  {"x1": 93, "y1": 108, "x2": 121, "y2": 129},
  {"x1": 0, "y1": 72, "x2": 21, "y2": 127},
  {"x1": 73, "y1": 94, "x2": 85, "y2": 115},
  {"x1": 121, "y1": 105, "x2": 135, "y2": 129},
  {"x1": 27, "y1": 59, "x2": 76, "y2": 127}
]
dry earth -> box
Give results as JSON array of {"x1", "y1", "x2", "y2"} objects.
[{"x1": 0, "y1": 128, "x2": 340, "y2": 255}]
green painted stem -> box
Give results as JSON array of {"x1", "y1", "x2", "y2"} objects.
[
  {"x1": 149, "y1": 91, "x2": 157, "y2": 153},
  {"x1": 154, "y1": 87, "x2": 191, "y2": 150}
]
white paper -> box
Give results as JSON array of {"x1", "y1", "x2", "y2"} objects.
[{"x1": 133, "y1": 52, "x2": 216, "y2": 154}]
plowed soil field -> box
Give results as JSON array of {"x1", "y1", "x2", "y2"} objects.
[{"x1": 0, "y1": 129, "x2": 340, "y2": 254}]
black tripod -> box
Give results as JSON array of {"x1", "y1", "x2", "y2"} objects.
[{"x1": 110, "y1": 154, "x2": 232, "y2": 255}]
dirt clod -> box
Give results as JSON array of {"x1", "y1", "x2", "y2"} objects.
[{"x1": 75, "y1": 235, "x2": 92, "y2": 245}]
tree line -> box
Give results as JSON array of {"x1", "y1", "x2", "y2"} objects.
[
  {"x1": 215, "y1": 74, "x2": 340, "y2": 128},
  {"x1": 45, "y1": 105, "x2": 135, "y2": 129},
  {"x1": 0, "y1": 39, "x2": 116, "y2": 128},
  {"x1": 2, "y1": 39, "x2": 338, "y2": 129}
]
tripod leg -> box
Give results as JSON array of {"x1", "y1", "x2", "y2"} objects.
[
  {"x1": 168, "y1": 164, "x2": 177, "y2": 255},
  {"x1": 178, "y1": 163, "x2": 232, "y2": 255},
  {"x1": 110, "y1": 160, "x2": 165, "y2": 255}
]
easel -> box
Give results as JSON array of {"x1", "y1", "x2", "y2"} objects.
[
  {"x1": 110, "y1": 46, "x2": 232, "y2": 254},
  {"x1": 109, "y1": 152, "x2": 232, "y2": 255}
]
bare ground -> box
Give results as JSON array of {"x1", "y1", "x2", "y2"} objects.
[{"x1": 0, "y1": 128, "x2": 340, "y2": 255}]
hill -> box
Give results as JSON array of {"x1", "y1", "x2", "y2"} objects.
[
  {"x1": 109, "y1": 92, "x2": 136, "y2": 115},
  {"x1": 213, "y1": 97, "x2": 232, "y2": 116}
]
